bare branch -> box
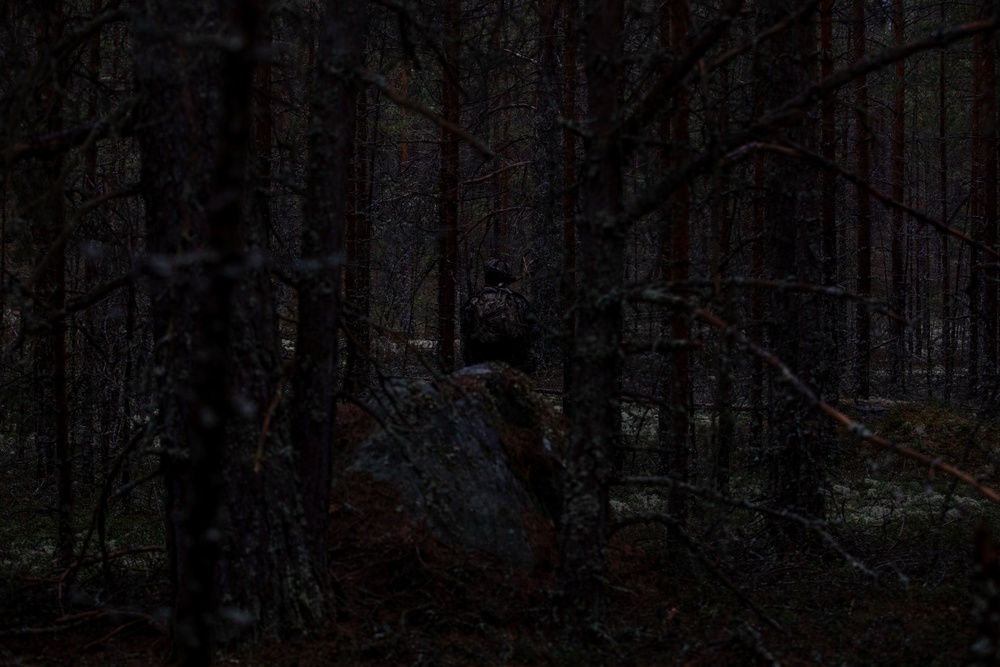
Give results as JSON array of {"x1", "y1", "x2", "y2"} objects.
[
  {"x1": 726, "y1": 141, "x2": 1000, "y2": 262},
  {"x1": 3, "y1": 100, "x2": 135, "y2": 164},
  {"x1": 629, "y1": 276, "x2": 904, "y2": 322},
  {"x1": 361, "y1": 69, "x2": 494, "y2": 160},
  {"x1": 622, "y1": 17, "x2": 998, "y2": 230},
  {"x1": 623, "y1": 0, "x2": 744, "y2": 141},
  {"x1": 761, "y1": 17, "x2": 1000, "y2": 127},
  {"x1": 634, "y1": 287, "x2": 1000, "y2": 505}
]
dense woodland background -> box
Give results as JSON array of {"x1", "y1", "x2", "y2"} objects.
[{"x1": 5, "y1": 0, "x2": 1000, "y2": 664}]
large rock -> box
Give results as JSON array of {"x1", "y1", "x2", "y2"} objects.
[{"x1": 331, "y1": 363, "x2": 565, "y2": 570}]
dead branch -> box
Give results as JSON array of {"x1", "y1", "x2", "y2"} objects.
[
  {"x1": 635, "y1": 286, "x2": 1000, "y2": 505},
  {"x1": 761, "y1": 17, "x2": 1000, "y2": 127},
  {"x1": 628, "y1": 277, "x2": 904, "y2": 322},
  {"x1": 725, "y1": 141, "x2": 1000, "y2": 263},
  {"x1": 624, "y1": 0, "x2": 745, "y2": 140},
  {"x1": 3, "y1": 101, "x2": 134, "y2": 164},
  {"x1": 622, "y1": 17, "x2": 998, "y2": 231},
  {"x1": 361, "y1": 69, "x2": 494, "y2": 160}
]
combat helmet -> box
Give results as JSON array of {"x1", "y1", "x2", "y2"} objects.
[{"x1": 484, "y1": 258, "x2": 515, "y2": 287}]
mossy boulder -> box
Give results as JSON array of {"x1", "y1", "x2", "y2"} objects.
[{"x1": 331, "y1": 363, "x2": 565, "y2": 570}]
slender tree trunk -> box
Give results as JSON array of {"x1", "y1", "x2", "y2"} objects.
[
  {"x1": 359, "y1": 89, "x2": 374, "y2": 378},
  {"x1": 492, "y1": 85, "x2": 513, "y2": 249},
  {"x1": 970, "y1": 32, "x2": 985, "y2": 393},
  {"x1": 853, "y1": 0, "x2": 872, "y2": 399},
  {"x1": 254, "y1": 0, "x2": 273, "y2": 245},
  {"x1": 120, "y1": 274, "x2": 136, "y2": 507},
  {"x1": 400, "y1": 62, "x2": 409, "y2": 166},
  {"x1": 749, "y1": 37, "x2": 767, "y2": 449},
  {"x1": 530, "y1": 0, "x2": 562, "y2": 360},
  {"x1": 559, "y1": 0, "x2": 624, "y2": 633},
  {"x1": 437, "y1": 0, "x2": 461, "y2": 372},
  {"x1": 78, "y1": 0, "x2": 103, "y2": 495},
  {"x1": 889, "y1": 0, "x2": 907, "y2": 394},
  {"x1": 758, "y1": 0, "x2": 826, "y2": 528},
  {"x1": 940, "y1": 21, "x2": 953, "y2": 399},
  {"x1": 344, "y1": 85, "x2": 372, "y2": 396},
  {"x1": 134, "y1": 0, "x2": 329, "y2": 657},
  {"x1": 661, "y1": 1, "x2": 691, "y2": 525},
  {"x1": 561, "y1": 0, "x2": 579, "y2": 413},
  {"x1": 295, "y1": 0, "x2": 368, "y2": 572},
  {"x1": 820, "y1": 0, "x2": 839, "y2": 399},
  {"x1": 982, "y1": 19, "x2": 998, "y2": 397},
  {"x1": 86, "y1": 0, "x2": 100, "y2": 186},
  {"x1": 712, "y1": 37, "x2": 734, "y2": 495},
  {"x1": 28, "y1": 0, "x2": 73, "y2": 569}
]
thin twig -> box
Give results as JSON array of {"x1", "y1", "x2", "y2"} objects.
[
  {"x1": 724, "y1": 141, "x2": 1000, "y2": 263},
  {"x1": 361, "y1": 69, "x2": 494, "y2": 160},
  {"x1": 635, "y1": 287, "x2": 1000, "y2": 505}
]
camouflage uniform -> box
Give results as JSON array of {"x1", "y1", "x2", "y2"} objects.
[{"x1": 460, "y1": 260, "x2": 539, "y2": 373}]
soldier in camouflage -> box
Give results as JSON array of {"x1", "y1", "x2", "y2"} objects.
[{"x1": 460, "y1": 259, "x2": 539, "y2": 373}]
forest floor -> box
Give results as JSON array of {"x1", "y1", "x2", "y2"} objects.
[{"x1": 1, "y1": 399, "x2": 997, "y2": 666}]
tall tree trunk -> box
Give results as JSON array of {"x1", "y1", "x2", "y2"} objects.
[
  {"x1": 889, "y1": 0, "x2": 907, "y2": 394},
  {"x1": 820, "y1": 0, "x2": 839, "y2": 398},
  {"x1": 530, "y1": 0, "x2": 562, "y2": 362},
  {"x1": 77, "y1": 0, "x2": 103, "y2": 496},
  {"x1": 660, "y1": 1, "x2": 691, "y2": 526},
  {"x1": 939, "y1": 23, "x2": 952, "y2": 398},
  {"x1": 561, "y1": 0, "x2": 579, "y2": 413},
  {"x1": 758, "y1": 0, "x2": 827, "y2": 529},
  {"x1": 712, "y1": 36, "x2": 734, "y2": 495},
  {"x1": 254, "y1": 0, "x2": 273, "y2": 245},
  {"x1": 28, "y1": 0, "x2": 73, "y2": 569},
  {"x1": 134, "y1": 0, "x2": 329, "y2": 657},
  {"x1": 294, "y1": 0, "x2": 368, "y2": 573},
  {"x1": 437, "y1": 0, "x2": 461, "y2": 372},
  {"x1": 970, "y1": 32, "x2": 985, "y2": 393},
  {"x1": 749, "y1": 35, "x2": 767, "y2": 449},
  {"x1": 559, "y1": 0, "x2": 624, "y2": 633},
  {"x1": 344, "y1": 85, "x2": 372, "y2": 396},
  {"x1": 853, "y1": 0, "x2": 872, "y2": 399},
  {"x1": 981, "y1": 17, "x2": 998, "y2": 398}
]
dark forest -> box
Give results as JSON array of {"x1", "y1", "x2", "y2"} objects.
[{"x1": 3, "y1": 0, "x2": 1000, "y2": 664}]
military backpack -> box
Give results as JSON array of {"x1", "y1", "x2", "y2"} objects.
[{"x1": 462, "y1": 286, "x2": 529, "y2": 345}]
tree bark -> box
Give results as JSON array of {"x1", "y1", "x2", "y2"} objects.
[
  {"x1": 889, "y1": 0, "x2": 907, "y2": 394},
  {"x1": 758, "y1": 0, "x2": 827, "y2": 528},
  {"x1": 853, "y1": 0, "x2": 872, "y2": 400},
  {"x1": 661, "y1": 1, "x2": 691, "y2": 526},
  {"x1": 530, "y1": 0, "x2": 563, "y2": 361},
  {"x1": 981, "y1": 16, "x2": 998, "y2": 396},
  {"x1": 970, "y1": 32, "x2": 984, "y2": 393},
  {"x1": 134, "y1": 0, "x2": 329, "y2": 657},
  {"x1": 939, "y1": 13, "x2": 953, "y2": 398},
  {"x1": 559, "y1": 0, "x2": 624, "y2": 633},
  {"x1": 344, "y1": 85, "x2": 373, "y2": 396},
  {"x1": 294, "y1": 0, "x2": 368, "y2": 571},
  {"x1": 820, "y1": 0, "x2": 839, "y2": 398},
  {"x1": 437, "y1": 0, "x2": 461, "y2": 372},
  {"x1": 712, "y1": 35, "x2": 734, "y2": 495},
  {"x1": 26, "y1": 0, "x2": 73, "y2": 570},
  {"x1": 561, "y1": 0, "x2": 579, "y2": 415}
]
